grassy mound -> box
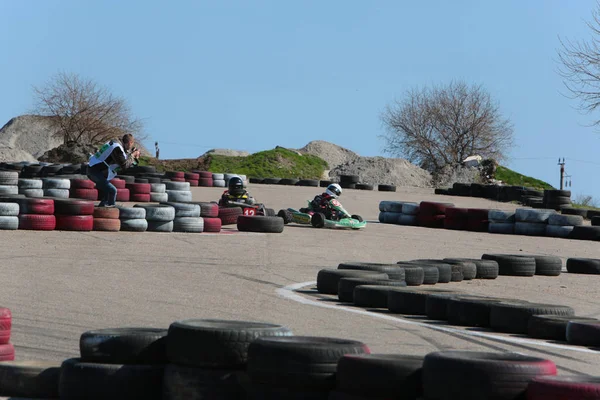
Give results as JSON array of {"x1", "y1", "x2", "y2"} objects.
[{"x1": 496, "y1": 166, "x2": 554, "y2": 190}]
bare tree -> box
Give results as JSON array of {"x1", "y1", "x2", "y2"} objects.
[
  {"x1": 557, "y1": 3, "x2": 600, "y2": 126},
  {"x1": 32, "y1": 72, "x2": 144, "y2": 145},
  {"x1": 380, "y1": 81, "x2": 514, "y2": 173}
]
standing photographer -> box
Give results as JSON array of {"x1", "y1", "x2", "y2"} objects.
[{"x1": 86, "y1": 134, "x2": 141, "y2": 207}]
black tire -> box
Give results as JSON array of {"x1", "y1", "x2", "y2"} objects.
[
  {"x1": 337, "y1": 277, "x2": 406, "y2": 303},
  {"x1": 262, "y1": 178, "x2": 281, "y2": 184},
  {"x1": 446, "y1": 296, "x2": 521, "y2": 328},
  {"x1": 528, "y1": 315, "x2": 598, "y2": 341},
  {"x1": 566, "y1": 258, "x2": 600, "y2": 274},
  {"x1": 311, "y1": 212, "x2": 326, "y2": 228},
  {"x1": 340, "y1": 175, "x2": 359, "y2": 184},
  {"x1": 566, "y1": 320, "x2": 600, "y2": 346},
  {"x1": 560, "y1": 206, "x2": 588, "y2": 218},
  {"x1": 79, "y1": 328, "x2": 168, "y2": 364},
  {"x1": 247, "y1": 383, "x2": 330, "y2": 400},
  {"x1": 58, "y1": 358, "x2": 164, "y2": 400},
  {"x1": 490, "y1": 302, "x2": 575, "y2": 334},
  {"x1": 394, "y1": 265, "x2": 425, "y2": 286},
  {"x1": 162, "y1": 364, "x2": 248, "y2": 400},
  {"x1": 350, "y1": 214, "x2": 363, "y2": 222},
  {"x1": 592, "y1": 216, "x2": 600, "y2": 226},
  {"x1": 166, "y1": 319, "x2": 292, "y2": 367},
  {"x1": 277, "y1": 209, "x2": 293, "y2": 224},
  {"x1": 515, "y1": 254, "x2": 562, "y2": 276},
  {"x1": 378, "y1": 184, "x2": 396, "y2": 192},
  {"x1": 338, "y1": 262, "x2": 406, "y2": 281},
  {"x1": 441, "y1": 259, "x2": 477, "y2": 280},
  {"x1": 355, "y1": 183, "x2": 374, "y2": 190},
  {"x1": 316, "y1": 269, "x2": 389, "y2": 295},
  {"x1": 279, "y1": 178, "x2": 299, "y2": 186},
  {"x1": 388, "y1": 289, "x2": 457, "y2": 315},
  {"x1": 405, "y1": 260, "x2": 451, "y2": 283},
  {"x1": 0, "y1": 360, "x2": 61, "y2": 398},
  {"x1": 237, "y1": 215, "x2": 284, "y2": 233},
  {"x1": 263, "y1": 207, "x2": 276, "y2": 217},
  {"x1": 569, "y1": 225, "x2": 600, "y2": 241},
  {"x1": 335, "y1": 354, "x2": 423, "y2": 399},
  {"x1": 247, "y1": 336, "x2": 369, "y2": 390},
  {"x1": 422, "y1": 351, "x2": 557, "y2": 400},
  {"x1": 296, "y1": 179, "x2": 319, "y2": 187},
  {"x1": 545, "y1": 189, "x2": 571, "y2": 197},
  {"x1": 481, "y1": 254, "x2": 536, "y2": 277},
  {"x1": 353, "y1": 284, "x2": 406, "y2": 308},
  {"x1": 319, "y1": 180, "x2": 332, "y2": 187},
  {"x1": 450, "y1": 266, "x2": 464, "y2": 282},
  {"x1": 340, "y1": 182, "x2": 356, "y2": 189},
  {"x1": 426, "y1": 292, "x2": 462, "y2": 321}
]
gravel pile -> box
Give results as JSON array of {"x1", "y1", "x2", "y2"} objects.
[
  {"x1": 330, "y1": 156, "x2": 433, "y2": 188},
  {"x1": 0, "y1": 115, "x2": 62, "y2": 162},
  {"x1": 297, "y1": 140, "x2": 359, "y2": 169}
]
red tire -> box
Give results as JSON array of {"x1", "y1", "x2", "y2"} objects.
[
  {"x1": 93, "y1": 207, "x2": 120, "y2": 219},
  {"x1": 126, "y1": 183, "x2": 151, "y2": 194},
  {"x1": 167, "y1": 171, "x2": 185, "y2": 179},
  {"x1": 184, "y1": 172, "x2": 200, "y2": 180},
  {"x1": 110, "y1": 179, "x2": 126, "y2": 189},
  {"x1": 70, "y1": 188, "x2": 98, "y2": 200},
  {"x1": 18, "y1": 214, "x2": 56, "y2": 230},
  {"x1": 466, "y1": 219, "x2": 489, "y2": 232},
  {"x1": 203, "y1": 217, "x2": 222, "y2": 232},
  {"x1": 70, "y1": 179, "x2": 95, "y2": 189},
  {"x1": 527, "y1": 376, "x2": 600, "y2": 399},
  {"x1": 54, "y1": 199, "x2": 95, "y2": 216},
  {"x1": 186, "y1": 180, "x2": 199, "y2": 187},
  {"x1": 116, "y1": 188, "x2": 130, "y2": 201},
  {"x1": 445, "y1": 207, "x2": 469, "y2": 219},
  {"x1": 198, "y1": 178, "x2": 213, "y2": 187},
  {"x1": 443, "y1": 218, "x2": 467, "y2": 230},
  {"x1": 218, "y1": 206, "x2": 242, "y2": 225},
  {"x1": 198, "y1": 171, "x2": 213, "y2": 179},
  {"x1": 468, "y1": 208, "x2": 490, "y2": 221},
  {"x1": 199, "y1": 202, "x2": 219, "y2": 217},
  {"x1": 170, "y1": 177, "x2": 186, "y2": 182},
  {"x1": 417, "y1": 214, "x2": 445, "y2": 228},
  {"x1": 0, "y1": 344, "x2": 15, "y2": 361},
  {"x1": 93, "y1": 218, "x2": 121, "y2": 232},
  {"x1": 55, "y1": 215, "x2": 94, "y2": 231},
  {"x1": 419, "y1": 201, "x2": 454, "y2": 215},
  {"x1": 16, "y1": 198, "x2": 54, "y2": 215},
  {"x1": 0, "y1": 308, "x2": 11, "y2": 345},
  {"x1": 130, "y1": 193, "x2": 151, "y2": 202}
]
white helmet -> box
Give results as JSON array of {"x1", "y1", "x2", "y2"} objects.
[{"x1": 325, "y1": 183, "x2": 342, "y2": 198}]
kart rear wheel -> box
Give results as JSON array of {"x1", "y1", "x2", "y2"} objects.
[
  {"x1": 311, "y1": 212, "x2": 326, "y2": 228},
  {"x1": 351, "y1": 214, "x2": 363, "y2": 222}
]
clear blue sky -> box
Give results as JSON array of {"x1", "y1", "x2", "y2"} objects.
[{"x1": 1, "y1": 0, "x2": 599, "y2": 200}]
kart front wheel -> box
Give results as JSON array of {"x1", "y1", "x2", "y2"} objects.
[
  {"x1": 311, "y1": 212, "x2": 326, "y2": 228},
  {"x1": 351, "y1": 214, "x2": 363, "y2": 222},
  {"x1": 277, "y1": 209, "x2": 292, "y2": 224}
]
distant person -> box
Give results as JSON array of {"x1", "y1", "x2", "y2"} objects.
[{"x1": 86, "y1": 134, "x2": 140, "y2": 207}]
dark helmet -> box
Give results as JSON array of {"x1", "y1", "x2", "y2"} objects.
[{"x1": 228, "y1": 176, "x2": 244, "y2": 196}]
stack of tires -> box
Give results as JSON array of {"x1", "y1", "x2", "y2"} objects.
[
  {"x1": 42, "y1": 177, "x2": 70, "y2": 198},
  {"x1": 466, "y1": 208, "x2": 489, "y2": 232},
  {"x1": 417, "y1": 201, "x2": 453, "y2": 228},
  {"x1": 111, "y1": 178, "x2": 130, "y2": 202},
  {"x1": 58, "y1": 328, "x2": 165, "y2": 399},
  {"x1": 339, "y1": 174, "x2": 359, "y2": 189},
  {"x1": 218, "y1": 206, "x2": 242, "y2": 226},
  {"x1": 164, "y1": 319, "x2": 292, "y2": 400},
  {"x1": 165, "y1": 171, "x2": 185, "y2": 182},
  {"x1": 546, "y1": 214, "x2": 584, "y2": 238},
  {"x1": 165, "y1": 181, "x2": 192, "y2": 202},
  {"x1": 544, "y1": 189, "x2": 571, "y2": 211},
  {"x1": 197, "y1": 171, "x2": 213, "y2": 187},
  {"x1": 126, "y1": 183, "x2": 151, "y2": 202},
  {"x1": 184, "y1": 172, "x2": 199, "y2": 187},
  {"x1": 93, "y1": 206, "x2": 121, "y2": 232},
  {"x1": 488, "y1": 210, "x2": 515, "y2": 234},
  {"x1": 443, "y1": 207, "x2": 469, "y2": 230},
  {"x1": 69, "y1": 179, "x2": 98, "y2": 201},
  {"x1": 514, "y1": 208, "x2": 557, "y2": 236},
  {"x1": 135, "y1": 204, "x2": 175, "y2": 232},
  {"x1": 0, "y1": 202, "x2": 19, "y2": 230},
  {"x1": 0, "y1": 171, "x2": 18, "y2": 196},
  {"x1": 117, "y1": 206, "x2": 147, "y2": 232},
  {"x1": 161, "y1": 202, "x2": 204, "y2": 233},
  {"x1": 195, "y1": 202, "x2": 221, "y2": 232},
  {"x1": 149, "y1": 183, "x2": 168, "y2": 202},
  {"x1": 18, "y1": 178, "x2": 43, "y2": 197},
  {"x1": 54, "y1": 199, "x2": 94, "y2": 231},
  {"x1": 212, "y1": 173, "x2": 226, "y2": 187},
  {"x1": 378, "y1": 201, "x2": 419, "y2": 226},
  {"x1": 0, "y1": 308, "x2": 13, "y2": 361},
  {"x1": 17, "y1": 198, "x2": 56, "y2": 230}
]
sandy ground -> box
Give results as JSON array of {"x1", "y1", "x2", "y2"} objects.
[{"x1": 0, "y1": 184, "x2": 598, "y2": 375}]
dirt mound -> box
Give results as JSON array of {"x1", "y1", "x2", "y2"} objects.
[
  {"x1": 204, "y1": 148, "x2": 250, "y2": 157},
  {"x1": 0, "y1": 115, "x2": 63, "y2": 162},
  {"x1": 39, "y1": 141, "x2": 97, "y2": 164},
  {"x1": 330, "y1": 156, "x2": 432, "y2": 188},
  {"x1": 297, "y1": 140, "x2": 359, "y2": 169}
]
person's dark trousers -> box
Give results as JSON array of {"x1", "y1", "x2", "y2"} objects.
[{"x1": 86, "y1": 165, "x2": 117, "y2": 206}]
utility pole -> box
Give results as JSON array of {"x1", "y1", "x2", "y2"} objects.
[{"x1": 558, "y1": 158, "x2": 565, "y2": 189}]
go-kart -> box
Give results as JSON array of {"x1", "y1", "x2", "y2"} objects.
[
  {"x1": 219, "y1": 200, "x2": 276, "y2": 217},
  {"x1": 277, "y1": 199, "x2": 366, "y2": 230}
]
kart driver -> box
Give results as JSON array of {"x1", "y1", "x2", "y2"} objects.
[
  {"x1": 218, "y1": 176, "x2": 257, "y2": 207},
  {"x1": 304, "y1": 183, "x2": 350, "y2": 220}
]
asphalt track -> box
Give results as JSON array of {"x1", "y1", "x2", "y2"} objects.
[{"x1": 0, "y1": 184, "x2": 598, "y2": 374}]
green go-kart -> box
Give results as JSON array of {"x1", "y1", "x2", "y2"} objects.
[{"x1": 277, "y1": 199, "x2": 367, "y2": 230}]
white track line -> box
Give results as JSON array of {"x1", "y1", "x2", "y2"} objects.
[{"x1": 276, "y1": 281, "x2": 599, "y2": 355}]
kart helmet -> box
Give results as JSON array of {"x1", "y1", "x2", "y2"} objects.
[
  {"x1": 325, "y1": 183, "x2": 342, "y2": 198},
  {"x1": 228, "y1": 176, "x2": 245, "y2": 196}
]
